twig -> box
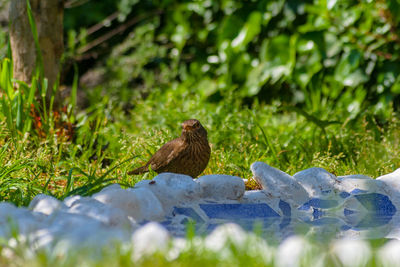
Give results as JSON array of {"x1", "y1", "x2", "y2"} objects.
[
  {"x1": 77, "y1": 10, "x2": 162, "y2": 55},
  {"x1": 64, "y1": 0, "x2": 90, "y2": 9},
  {"x1": 86, "y1": 12, "x2": 119, "y2": 37}
]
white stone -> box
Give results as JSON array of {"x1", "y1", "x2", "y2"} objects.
[
  {"x1": 196, "y1": 175, "x2": 245, "y2": 200},
  {"x1": 33, "y1": 211, "x2": 128, "y2": 251},
  {"x1": 93, "y1": 187, "x2": 165, "y2": 222},
  {"x1": 293, "y1": 167, "x2": 339, "y2": 197},
  {"x1": 134, "y1": 172, "x2": 201, "y2": 213},
  {"x1": 240, "y1": 190, "x2": 281, "y2": 215},
  {"x1": 29, "y1": 194, "x2": 67, "y2": 215},
  {"x1": 100, "y1": 183, "x2": 122, "y2": 192},
  {"x1": 28, "y1": 194, "x2": 67, "y2": 215},
  {"x1": 240, "y1": 190, "x2": 270, "y2": 203},
  {"x1": 131, "y1": 222, "x2": 170, "y2": 261},
  {"x1": 0, "y1": 203, "x2": 45, "y2": 237},
  {"x1": 338, "y1": 174, "x2": 373, "y2": 180},
  {"x1": 384, "y1": 215, "x2": 400, "y2": 240},
  {"x1": 2, "y1": 163, "x2": 400, "y2": 258},
  {"x1": 377, "y1": 168, "x2": 400, "y2": 193},
  {"x1": 251, "y1": 162, "x2": 309, "y2": 205},
  {"x1": 63, "y1": 195, "x2": 83, "y2": 207},
  {"x1": 374, "y1": 168, "x2": 400, "y2": 208},
  {"x1": 0, "y1": 202, "x2": 18, "y2": 217},
  {"x1": 337, "y1": 175, "x2": 385, "y2": 193},
  {"x1": 378, "y1": 240, "x2": 400, "y2": 267},
  {"x1": 67, "y1": 197, "x2": 133, "y2": 228},
  {"x1": 45, "y1": 210, "x2": 103, "y2": 230},
  {"x1": 331, "y1": 239, "x2": 371, "y2": 267}
]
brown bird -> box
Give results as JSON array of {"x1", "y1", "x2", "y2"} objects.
[{"x1": 128, "y1": 119, "x2": 211, "y2": 178}]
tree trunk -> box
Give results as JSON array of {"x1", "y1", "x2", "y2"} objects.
[{"x1": 9, "y1": 0, "x2": 64, "y2": 108}]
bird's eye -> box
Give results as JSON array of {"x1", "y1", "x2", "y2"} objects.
[{"x1": 195, "y1": 122, "x2": 199, "y2": 127}]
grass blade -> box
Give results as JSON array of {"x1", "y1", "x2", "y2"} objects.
[
  {"x1": 0, "y1": 59, "x2": 13, "y2": 100},
  {"x1": 247, "y1": 110, "x2": 280, "y2": 163},
  {"x1": 70, "y1": 64, "x2": 79, "y2": 123},
  {"x1": 25, "y1": 0, "x2": 44, "y2": 77},
  {"x1": 99, "y1": 156, "x2": 138, "y2": 180},
  {"x1": 2, "y1": 95, "x2": 15, "y2": 139},
  {"x1": 16, "y1": 93, "x2": 23, "y2": 131}
]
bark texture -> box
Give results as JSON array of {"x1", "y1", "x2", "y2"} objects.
[{"x1": 9, "y1": 0, "x2": 64, "y2": 107}]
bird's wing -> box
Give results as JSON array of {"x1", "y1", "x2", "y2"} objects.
[{"x1": 148, "y1": 138, "x2": 186, "y2": 171}]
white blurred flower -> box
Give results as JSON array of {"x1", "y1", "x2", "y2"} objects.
[
  {"x1": 331, "y1": 239, "x2": 371, "y2": 267},
  {"x1": 131, "y1": 222, "x2": 170, "y2": 261},
  {"x1": 378, "y1": 240, "x2": 400, "y2": 267}
]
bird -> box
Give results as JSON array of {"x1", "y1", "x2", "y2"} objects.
[{"x1": 128, "y1": 119, "x2": 211, "y2": 178}]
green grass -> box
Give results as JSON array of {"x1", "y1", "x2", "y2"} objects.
[{"x1": 0, "y1": 78, "x2": 400, "y2": 205}]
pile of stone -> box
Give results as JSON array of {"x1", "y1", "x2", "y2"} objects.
[{"x1": 1, "y1": 162, "x2": 400, "y2": 260}]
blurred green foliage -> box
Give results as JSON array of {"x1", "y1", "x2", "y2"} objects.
[{"x1": 65, "y1": 0, "x2": 400, "y2": 122}]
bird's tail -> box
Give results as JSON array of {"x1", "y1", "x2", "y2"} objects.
[{"x1": 128, "y1": 165, "x2": 149, "y2": 175}]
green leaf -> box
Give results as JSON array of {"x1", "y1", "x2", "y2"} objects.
[
  {"x1": 391, "y1": 76, "x2": 400, "y2": 94},
  {"x1": 27, "y1": 78, "x2": 37, "y2": 106},
  {"x1": 0, "y1": 58, "x2": 13, "y2": 100},
  {"x1": 16, "y1": 93, "x2": 23, "y2": 131},
  {"x1": 294, "y1": 38, "x2": 322, "y2": 88},
  {"x1": 70, "y1": 64, "x2": 79, "y2": 123},
  {"x1": 197, "y1": 78, "x2": 218, "y2": 98},
  {"x1": 117, "y1": 0, "x2": 139, "y2": 22},
  {"x1": 334, "y1": 50, "x2": 367, "y2": 87},
  {"x1": 244, "y1": 34, "x2": 297, "y2": 96},
  {"x1": 2, "y1": 96, "x2": 15, "y2": 138},
  {"x1": 327, "y1": 0, "x2": 338, "y2": 10},
  {"x1": 171, "y1": 8, "x2": 191, "y2": 51},
  {"x1": 231, "y1": 11, "x2": 262, "y2": 52},
  {"x1": 218, "y1": 15, "x2": 243, "y2": 46}
]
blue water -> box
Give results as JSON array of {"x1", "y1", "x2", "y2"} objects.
[{"x1": 161, "y1": 193, "x2": 399, "y2": 241}]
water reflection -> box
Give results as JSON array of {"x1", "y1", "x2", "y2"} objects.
[{"x1": 164, "y1": 192, "x2": 399, "y2": 242}]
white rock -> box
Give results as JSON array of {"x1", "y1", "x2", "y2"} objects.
[
  {"x1": 45, "y1": 211, "x2": 103, "y2": 230},
  {"x1": 338, "y1": 174, "x2": 373, "y2": 180},
  {"x1": 63, "y1": 195, "x2": 83, "y2": 207},
  {"x1": 276, "y1": 236, "x2": 311, "y2": 267},
  {"x1": 100, "y1": 183, "x2": 122, "y2": 192},
  {"x1": 131, "y1": 222, "x2": 170, "y2": 261},
  {"x1": 0, "y1": 203, "x2": 45, "y2": 237},
  {"x1": 34, "y1": 211, "x2": 128, "y2": 251},
  {"x1": 293, "y1": 167, "x2": 339, "y2": 197},
  {"x1": 331, "y1": 239, "x2": 371, "y2": 267},
  {"x1": 337, "y1": 175, "x2": 385, "y2": 193},
  {"x1": 196, "y1": 175, "x2": 245, "y2": 200},
  {"x1": 240, "y1": 190, "x2": 282, "y2": 215},
  {"x1": 0, "y1": 202, "x2": 18, "y2": 217},
  {"x1": 251, "y1": 162, "x2": 309, "y2": 205},
  {"x1": 377, "y1": 168, "x2": 400, "y2": 192},
  {"x1": 204, "y1": 223, "x2": 247, "y2": 251},
  {"x1": 240, "y1": 190, "x2": 270, "y2": 203},
  {"x1": 134, "y1": 173, "x2": 201, "y2": 213},
  {"x1": 67, "y1": 197, "x2": 133, "y2": 228},
  {"x1": 378, "y1": 240, "x2": 400, "y2": 267},
  {"x1": 93, "y1": 187, "x2": 165, "y2": 222},
  {"x1": 29, "y1": 194, "x2": 66, "y2": 215}
]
